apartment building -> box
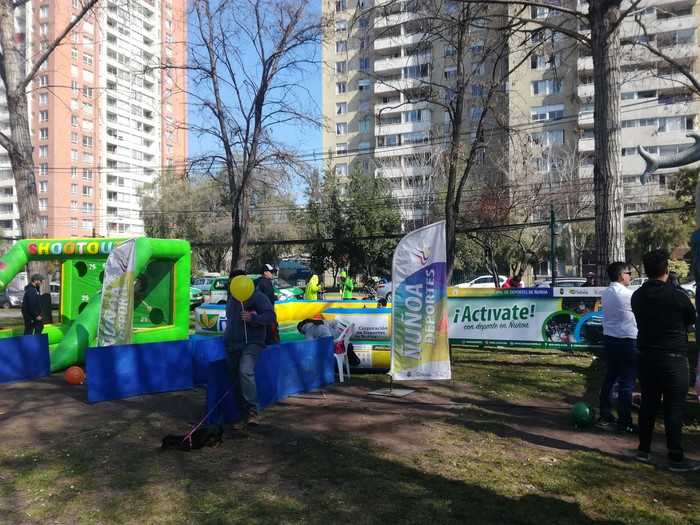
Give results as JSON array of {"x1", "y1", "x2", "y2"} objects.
[
  {"x1": 322, "y1": 0, "x2": 700, "y2": 227},
  {"x1": 0, "y1": 0, "x2": 187, "y2": 240}
]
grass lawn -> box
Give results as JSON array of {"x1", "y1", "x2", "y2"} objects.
[{"x1": 1, "y1": 316, "x2": 700, "y2": 523}]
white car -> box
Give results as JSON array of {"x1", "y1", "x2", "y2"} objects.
[
  {"x1": 455, "y1": 275, "x2": 508, "y2": 288},
  {"x1": 628, "y1": 277, "x2": 648, "y2": 291},
  {"x1": 681, "y1": 281, "x2": 696, "y2": 298},
  {"x1": 376, "y1": 280, "x2": 393, "y2": 301}
]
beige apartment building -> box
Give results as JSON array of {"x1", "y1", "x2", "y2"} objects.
[
  {"x1": 0, "y1": 0, "x2": 187, "y2": 240},
  {"x1": 322, "y1": 0, "x2": 700, "y2": 228}
]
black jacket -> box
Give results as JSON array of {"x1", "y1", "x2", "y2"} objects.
[
  {"x1": 21, "y1": 283, "x2": 42, "y2": 319},
  {"x1": 631, "y1": 279, "x2": 696, "y2": 354},
  {"x1": 256, "y1": 276, "x2": 276, "y2": 305}
]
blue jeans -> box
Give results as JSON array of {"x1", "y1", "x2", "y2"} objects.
[
  {"x1": 599, "y1": 336, "x2": 637, "y2": 426},
  {"x1": 637, "y1": 352, "x2": 689, "y2": 462},
  {"x1": 226, "y1": 342, "x2": 264, "y2": 418}
]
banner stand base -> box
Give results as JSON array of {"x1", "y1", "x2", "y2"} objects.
[{"x1": 367, "y1": 387, "x2": 415, "y2": 398}]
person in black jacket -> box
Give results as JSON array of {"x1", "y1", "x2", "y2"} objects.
[
  {"x1": 631, "y1": 250, "x2": 699, "y2": 472},
  {"x1": 257, "y1": 264, "x2": 279, "y2": 345},
  {"x1": 21, "y1": 274, "x2": 45, "y2": 335}
]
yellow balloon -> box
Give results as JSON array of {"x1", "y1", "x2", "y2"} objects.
[{"x1": 229, "y1": 275, "x2": 254, "y2": 302}]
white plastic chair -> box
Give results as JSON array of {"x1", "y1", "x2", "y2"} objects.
[{"x1": 333, "y1": 322, "x2": 355, "y2": 382}]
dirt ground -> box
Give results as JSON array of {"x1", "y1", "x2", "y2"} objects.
[{"x1": 0, "y1": 371, "x2": 643, "y2": 461}]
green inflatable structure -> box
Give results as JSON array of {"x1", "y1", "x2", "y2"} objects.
[{"x1": 0, "y1": 238, "x2": 192, "y2": 371}]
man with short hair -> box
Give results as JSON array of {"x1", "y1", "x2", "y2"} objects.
[
  {"x1": 631, "y1": 249, "x2": 699, "y2": 472},
  {"x1": 21, "y1": 274, "x2": 45, "y2": 335},
  {"x1": 599, "y1": 262, "x2": 637, "y2": 433}
]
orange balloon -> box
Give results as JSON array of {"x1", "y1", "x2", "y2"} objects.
[{"x1": 65, "y1": 366, "x2": 85, "y2": 385}]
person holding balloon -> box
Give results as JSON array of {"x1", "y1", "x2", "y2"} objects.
[{"x1": 224, "y1": 269, "x2": 276, "y2": 429}]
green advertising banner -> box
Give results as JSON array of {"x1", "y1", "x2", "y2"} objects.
[{"x1": 447, "y1": 287, "x2": 605, "y2": 350}]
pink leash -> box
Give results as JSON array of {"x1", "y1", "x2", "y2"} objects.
[{"x1": 180, "y1": 388, "x2": 231, "y2": 449}]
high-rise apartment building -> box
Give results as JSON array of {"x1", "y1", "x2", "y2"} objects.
[
  {"x1": 322, "y1": 0, "x2": 699, "y2": 229},
  {"x1": 0, "y1": 0, "x2": 187, "y2": 240}
]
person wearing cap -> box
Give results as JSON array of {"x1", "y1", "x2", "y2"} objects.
[
  {"x1": 304, "y1": 274, "x2": 322, "y2": 300},
  {"x1": 338, "y1": 270, "x2": 354, "y2": 300},
  {"x1": 21, "y1": 274, "x2": 45, "y2": 335},
  {"x1": 582, "y1": 272, "x2": 597, "y2": 287},
  {"x1": 257, "y1": 264, "x2": 279, "y2": 345}
]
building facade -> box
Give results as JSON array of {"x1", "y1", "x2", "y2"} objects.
[
  {"x1": 0, "y1": 0, "x2": 187, "y2": 240},
  {"x1": 322, "y1": 0, "x2": 700, "y2": 230}
]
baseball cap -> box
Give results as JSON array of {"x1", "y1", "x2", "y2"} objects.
[
  {"x1": 586, "y1": 272, "x2": 595, "y2": 278},
  {"x1": 262, "y1": 263, "x2": 276, "y2": 273},
  {"x1": 30, "y1": 274, "x2": 45, "y2": 281}
]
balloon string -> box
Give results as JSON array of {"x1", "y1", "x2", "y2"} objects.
[{"x1": 241, "y1": 301, "x2": 248, "y2": 343}]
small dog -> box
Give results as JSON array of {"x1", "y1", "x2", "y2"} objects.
[{"x1": 161, "y1": 424, "x2": 224, "y2": 452}]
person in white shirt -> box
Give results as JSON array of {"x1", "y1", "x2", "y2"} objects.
[{"x1": 599, "y1": 262, "x2": 638, "y2": 433}]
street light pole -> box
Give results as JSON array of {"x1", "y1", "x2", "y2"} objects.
[{"x1": 550, "y1": 205, "x2": 563, "y2": 286}]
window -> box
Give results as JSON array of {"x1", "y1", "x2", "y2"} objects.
[
  {"x1": 39, "y1": 128, "x2": 48, "y2": 140},
  {"x1": 358, "y1": 141, "x2": 370, "y2": 153},
  {"x1": 40, "y1": 164, "x2": 48, "y2": 176},
  {"x1": 71, "y1": 80, "x2": 79, "y2": 93},
  {"x1": 71, "y1": 132, "x2": 78, "y2": 144},
  {"x1": 39, "y1": 93, "x2": 48, "y2": 105},
  {"x1": 335, "y1": 20, "x2": 347, "y2": 32},
  {"x1": 531, "y1": 79, "x2": 563, "y2": 95},
  {"x1": 39, "y1": 5, "x2": 49, "y2": 17},
  {"x1": 358, "y1": 119, "x2": 371, "y2": 134},
  {"x1": 335, "y1": 0, "x2": 346, "y2": 12},
  {"x1": 40, "y1": 216, "x2": 48, "y2": 228},
  {"x1": 336, "y1": 102, "x2": 347, "y2": 115},
  {"x1": 83, "y1": 186, "x2": 93, "y2": 198},
  {"x1": 336, "y1": 40, "x2": 347, "y2": 53},
  {"x1": 531, "y1": 129, "x2": 565, "y2": 146},
  {"x1": 83, "y1": 136, "x2": 93, "y2": 148},
  {"x1": 336, "y1": 61, "x2": 347, "y2": 73},
  {"x1": 83, "y1": 202, "x2": 93, "y2": 214},
  {"x1": 39, "y1": 110, "x2": 49, "y2": 122},
  {"x1": 444, "y1": 66, "x2": 457, "y2": 80},
  {"x1": 71, "y1": 218, "x2": 78, "y2": 230},
  {"x1": 39, "y1": 181, "x2": 48, "y2": 193},
  {"x1": 471, "y1": 107, "x2": 484, "y2": 120},
  {"x1": 71, "y1": 201, "x2": 78, "y2": 213},
  {"x1": 358, "y1": 17, "x2": 369, "y2": 29},
  {"x1": 71, "y1": 149, "x2": 78, "y2": 161},
  {"x1": 71, "y1": 48, "x2": 78, "y2": 59},
  {"x1": 71, "y1": 99, "x2": 78, "y2": 110},
  {"x1": 470, "y1": 40, "x2": 485, "y2": 54},
  {"x1": 71, "y1": 115, "x2": 78, "y2": 127},
  {"x1": 531, "y1": 104, "x2": 564, "y2": 121},
  {"x1": 39, "y1": 23, "x2": 49, "y2": 36},
  {"x1": 358, "y1": 99, "x2": 371, "y2": 112},
  {"x1": 83, "y1": 219, "x2": 93, "y2": 230},
  {"x1": 39, "y1": 75, "x2": 49, "y2": 87},
  {"x1": 82, "y1": 103, "x2": 93, "y2": 115},
  {"x1": 336, "y1": 163, "x2": 348, "y2": 177},
  {"x1": 336, "y1": 122, "x2": 348, "y2": 135},
  {"x1": 39, "y1": 198, "x2": 48, "y2": 211},
  {"x1": 530, "y1": 53, "x2": 563, "y2": 70},
  {"x1": 71, "y1": 184, "x2": 78, "y2": 195},
  {"x1": 336, "y1": 143, "x2": 348, "y2": 155},
  {"x1": 39, "y1": 145, "x2": 48, "y2": 158},
  {"x1": 358, "y1": 79, "x2": 370, "y2": 91},
  {"x1": 71, "y1": 167, "x2": 78, "y2": 179},
  {"x1": 336, "y1": 81, "x2": 347, "y2": 94},
  {"x1": 404, "y1": 109, "x2": 428, "y2": 122},
  {"x1": 444, "y1": 44, "x2": 457, "y2": 57},
  {"x1": 358, "y1": 57, "x2": 370, "y2": 71},
  {"x1": 82, "y1": 86, "x2": 93, "y2": 98},
  {"x1": 405, "y1": 64, "x2": 428, "y2": 78},
  {"x1": 83, "y1": 152, "x2": 93, "y2": 163}
]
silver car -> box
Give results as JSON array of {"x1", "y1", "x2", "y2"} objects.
[{"x1": 0, "y1": 287, "x2": 23, "y2": 309}]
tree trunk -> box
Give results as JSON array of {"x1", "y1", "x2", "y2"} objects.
[
  {"x1": 0, "y1": 1, "x2": 48, "y2": 287},
  {"x1": 589, "y1": 1, "x2": 625, "y2": 280}
]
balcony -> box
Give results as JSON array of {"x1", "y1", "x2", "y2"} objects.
[
  {"x1": 374, "y1": 32, "x2": 425, "y2": 51},
  {"x1": 376, "y1": 119, "x2": 431, "y2": 136},
  {"x1": 577, "y1": 83, "x2": 594, "y2": 99},
  {"x1": 373, "y1": 11, "x2": 420, "y2": 29},
  {"x1": 374, "y1": 53, "x2": 431, "y2": 74},
  {"x1": 578, "y1": 138, "x2": 595, "y2": 152},
  {"x1": 577, "y1": 56, "x2": 593, "y2": 72},
  {"x1": 374, "y1": 76, "x2": 428, "y2": 94}
]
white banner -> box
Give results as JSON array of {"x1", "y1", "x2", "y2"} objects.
[
  {"x1": 97, "y1": 239, "x2": 136, "y2": 347},
  {"x1": 390, "y1": 221, "x2": 451, "y2": 380}
]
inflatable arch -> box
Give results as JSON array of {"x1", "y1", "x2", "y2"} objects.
[{"x1": 0, "y1": 238, "x2": 191, "y2": 371}]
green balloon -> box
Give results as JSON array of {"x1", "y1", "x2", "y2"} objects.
[{"x1": 571, "y1": 402, "x2": 596, "y2": 427}]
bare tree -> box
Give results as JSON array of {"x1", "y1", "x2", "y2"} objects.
[
  {"x1": 188, "y1": 0, "x2": 321, "y2": 269},
  {"x1": 0, "y1": 0, "x2": 98, "y2": 284}
]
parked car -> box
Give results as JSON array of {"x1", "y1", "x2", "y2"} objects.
[
  {"x1": 376, "y1": 280, "x2": 393, "y2": 301},
  {"x1": 681, "y1": 281, "x2": 696, "y2": 298},
  {"x1": 534, "y1": 277, "x2": 589, "y2": 288},
  {"x1": 0, "y1": 287, "x2": 23, "y2": 309},
  {"x1": 189, "y1": 287, "x2": 205, "y2": 309},
  {"x1": 209, "y1": 275, "x2": 304, "y2": 305},
  {"x1": 455, "y1": 275, "x2": 508, "y2": 288},
  {"x1": 628, "y1": 277, "x2": 648, "y2": 291},
  {"x1": 191, "y1": 276, "x2": 215, "y2": 295},
  {"x1": 50, "y1": 282, "x2": 61, "y2": 308}
]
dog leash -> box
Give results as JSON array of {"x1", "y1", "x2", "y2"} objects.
[{"x1": 180, "y1": 388, "x2": 231, "y2": 449}]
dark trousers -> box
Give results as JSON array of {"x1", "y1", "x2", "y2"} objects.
[
  {"x1": 23, "y1": 316, "x2": 44, "y2": 336},
  {"x1": 599, "y1": 336, "x2": 637, "y2": 426},
  {"x1": 637, "y1": 352, "x2": 689, "y2": 462}
]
